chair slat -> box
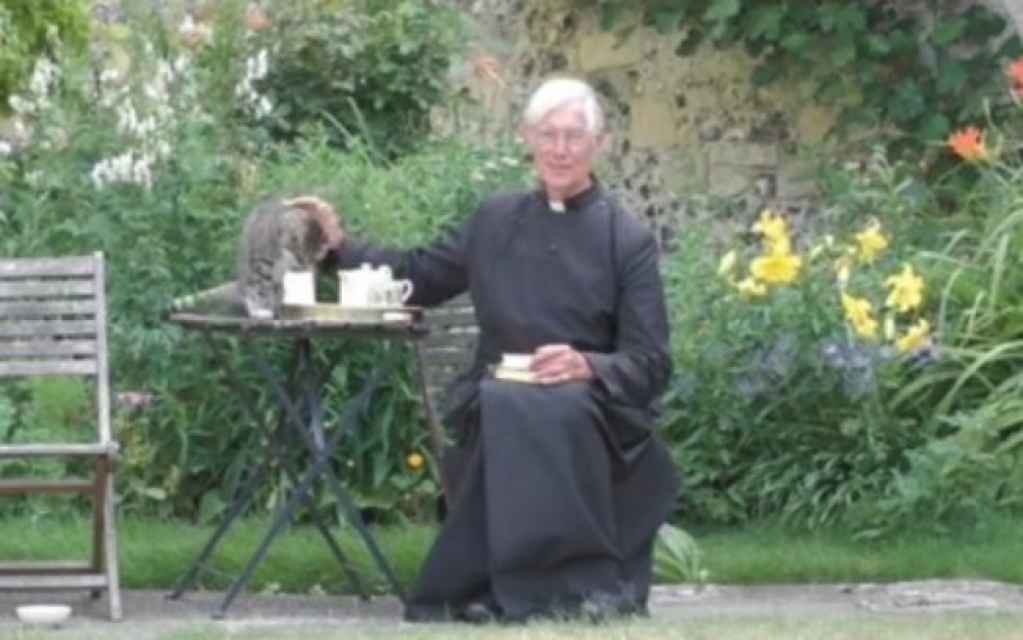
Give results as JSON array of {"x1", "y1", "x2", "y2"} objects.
[
  {"x1": 0, "y1": 300, "x2": 96, "y2": 318},
  {"x1": 0, "y1": 339, "x2": 97, "y2": 358},
  {"x1": 424, "y1": 331, "x2": 479, "y2": 350},
  {"x1": 0, "y1": 279, "x2": 95, "y2": 299},
  {"x1": 0, "y1": 561, "x2": 93, "y2": 574},
  {"x1": 423, "y1": 348, "x2": 473, "y2": 369},
  {"x1": 0, "y1": 320, "x2": 96, "y2": 340},
  {"x1": 0, "y1": 477, "x2": 94, "y2": 494},
  {"x1": 0, "y1": 442, "x2": 117, "y2": 458},
  {"x1": 426, "y1": 308, "x2": 477, "y2": 328},
  {"x1": 0, "y1": 575, "x2": 108, "y2": 589},
  {"x1": 0, "y1": 256, "x2": 96, "y2": 278},
  {"x1": 0, "y1": 359, "x2": 97, "y2": 377}
]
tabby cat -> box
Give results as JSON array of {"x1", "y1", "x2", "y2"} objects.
[{"x1": 169, "y1": 196, "x2": 341, "y2": 318}]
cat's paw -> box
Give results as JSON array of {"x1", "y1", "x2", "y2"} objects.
[{"x1": 245, "y1": 299, "x2": 274, "y2": 320}]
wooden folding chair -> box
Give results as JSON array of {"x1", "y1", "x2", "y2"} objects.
[
  {"x1": 0, "y1": 252, "x2": 122, "y2": 621},
  {"x1": 410, "y1": 292, "x2": 479, "y2": 509}
]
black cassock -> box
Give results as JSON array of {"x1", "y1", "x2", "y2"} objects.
[{"x1": 324, "y1": 180, "x2": 681, "y2": 622}]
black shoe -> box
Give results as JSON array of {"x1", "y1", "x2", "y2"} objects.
[
  {"x1": 457, "y1": 601, "x2": 500, "y2": 624},
  {"x1": 579, "y1": 589, "x2": 647, "y2": 623}
]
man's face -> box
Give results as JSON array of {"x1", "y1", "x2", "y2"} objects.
[{"x1": 523, "y1": 101, "x2": 602, "y2": 196}]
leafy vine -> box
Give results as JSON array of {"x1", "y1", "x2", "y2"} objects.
[{"x1": 580, "y1": 0, "x2": 1021, "y2": 160}]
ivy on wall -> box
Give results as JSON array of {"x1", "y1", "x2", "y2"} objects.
[{"x1": 582, "y1": 0, "x2": 1021, "y2": 159}]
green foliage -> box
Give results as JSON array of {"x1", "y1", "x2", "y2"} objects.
[
  {"x1": 867, "y1": 129, "x2": 1023, "y2": 536},
  {"x1": 660, "y1": 185, "x2": 938, "y2": 531},
  {"x1": 0, "y1": 7, "x2": 528, "y2": 524},
  {"x1": 653, "y1": 523, "x2": 706, "y2": 584},
  {"x1": 661, "y1": 122, "x2": 1023, "y2": 536},
  {"x1": 0, "y1": 0, "x2": 91, "y2": 112},
  {"x1": 0, "y1": 378, "x2": 94, "y2": 518},
  {"x1": 244, "y1": 0, "x2": 465, "y2": 159},
  {"x1": 8, "y1": 0, "x2": 1020, "y2": 541},
  {"x1": 584, "y1": 0, "x2": 1022, "y2": 161}
]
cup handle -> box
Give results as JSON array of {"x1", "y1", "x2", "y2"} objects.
[{"x1": 399, "y1": 279, "x2": 414, "y2": 302}]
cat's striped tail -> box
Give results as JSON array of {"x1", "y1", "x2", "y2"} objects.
[{"x1": 166, "y1": 282, "x2": 241, "y2": 315}]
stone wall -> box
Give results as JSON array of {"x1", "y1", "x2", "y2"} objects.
[
  {"x1": 446, "y1": 0, "x2": 838, "y2": 246},
  {"x1": 80, "y1": 0, "x2": 1014, "y2": 246}
]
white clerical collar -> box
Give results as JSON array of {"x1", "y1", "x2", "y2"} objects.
[{"x1": 549, "y1": 199, "x2": 566, "y2": 213}]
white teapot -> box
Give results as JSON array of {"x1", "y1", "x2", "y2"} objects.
[{"x1": 338, "y1": 263, "x2": 413, "y2": 308}]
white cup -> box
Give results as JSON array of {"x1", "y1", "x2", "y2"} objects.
[
  {"x1": 282, "y1": 270, "x2": 315, "y2": 305},
  {"x1": 368, "y1": 280, "x2": 414, "y2": 307}
]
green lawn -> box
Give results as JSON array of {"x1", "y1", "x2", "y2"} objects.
[
  {"x1": 692, "y1": 516, "x2": 1023, "y2": 584},
  {"x1": 2, "y1": 513, "x2": 1022, "y2": 594}
]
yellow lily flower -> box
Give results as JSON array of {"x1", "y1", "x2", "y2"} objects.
[
  {"x1": 854, "y1": 219, "x2": 888, "y2": 262},
  {"x1": 752, "y1": 209, "x2": 787, "y2": 241},
  {"x1": 895, "y1": 319, "x2": 931, "y2": 353},
  {"x1": 751, "y1": 250, "x2": 802, "y2": 285},
  {"x1": 717, "y1": 250, "x2": 737, "y2": 276},
  {"x1": 735, "y1": 277, "x2": 767, "y2": 296},
  {"x1": 841, "y1": 292, "x2": 878, "y2": 338},
  {"x1": 885, "y1": 263, "x2": 924, "y2": 313}
]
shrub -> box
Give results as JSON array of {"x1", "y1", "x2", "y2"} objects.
[
  {"x1": 0, "y1": 0, "x2": 91, "y2": 112},
  {"x1": 660, "y1": 197, "x2": 937, "y2": 531},
  {"x1": 661, "y1": 59, "x2": 1023, "y2": 537},
  {"x1": 0, "y1": 7, "x2": 528, "y2": 524},
  {"x1": 214, "y1": 0, "x2": 465, "y2": 160},
  {"x1": 866, "y1": 92, "x2": 1023, "y2": 535}
]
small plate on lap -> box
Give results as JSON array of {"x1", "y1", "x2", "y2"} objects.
[
  {"x1": 491, "y1": 353, "x2": 539, "y2": 383},
  {"x1": 492, "y1": 367, "x2": 539, "y2": 383}
]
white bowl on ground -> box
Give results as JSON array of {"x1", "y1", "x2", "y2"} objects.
[{"x1": 15, "y1": 604, "x2": 72, "y2": 626}]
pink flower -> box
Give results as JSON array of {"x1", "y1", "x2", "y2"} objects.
[{"x1": 117, "y1": 391, "x2": 153, "y2": 408}]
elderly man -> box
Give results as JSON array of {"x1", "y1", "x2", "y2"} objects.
[{"x1": 291, "y1": 75, "x2": 680, "y2": 623}]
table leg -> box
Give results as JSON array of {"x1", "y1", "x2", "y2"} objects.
[
  {"x1": 268, "y1": 341, "x2": 408, "y2": 603},
  {"x1": 285, "y1": 340, "x2": 368, "y2": 598},
  {"x1": 167, "y1": 330, "x2": 286, "y2": 600},
  {"x1": 215, "y1": 340, "x2": 406, "y2": 618},
  {"x1": 169, "y1": 333, "x2": 367, "y2": 609}
]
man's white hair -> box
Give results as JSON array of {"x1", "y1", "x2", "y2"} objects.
[{"x1": 523, "y1": 76, "x2": 604, "y2": 133}]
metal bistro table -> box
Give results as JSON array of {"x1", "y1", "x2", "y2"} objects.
[{"x1": 164, "y1": 309, "x2": 429, "y2": 619}]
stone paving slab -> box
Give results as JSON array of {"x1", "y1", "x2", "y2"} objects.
[{"x1": 0, "y1": 580, "x2": 1020, "y2": 632}]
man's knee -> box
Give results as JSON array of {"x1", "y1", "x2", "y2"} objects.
[{"x1": 480, "y1": 379, "x2": 593, "y2": 406}]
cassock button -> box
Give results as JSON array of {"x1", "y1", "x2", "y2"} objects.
[{"x1": 549, "y1": 243, "x2": 558, "y2": 252}]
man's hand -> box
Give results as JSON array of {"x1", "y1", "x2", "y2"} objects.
[
  {"x1": 283, "y1": 195, "x2": 344, "y2": 249},
  {"x1": 530, "y1": 344, "x2": 593, "y2": 384}
]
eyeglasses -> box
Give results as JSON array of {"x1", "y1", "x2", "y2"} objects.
[{"x1": 529, "y1": 127, "x2": 592, "y2": 151}]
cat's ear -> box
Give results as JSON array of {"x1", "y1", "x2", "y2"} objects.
[{"x1": 282, "y1": 196, "x2": 335, "y2": 218}]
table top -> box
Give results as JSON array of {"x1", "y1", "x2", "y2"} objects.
[{"x1": 166, "y1": 312, "x2": 430, "y2": 339}]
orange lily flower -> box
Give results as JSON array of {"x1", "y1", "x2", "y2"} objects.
[
  {"x1": 1005, "y1": 57, "x2": 1023, "y2": 94},
  {"x1": 244, "y1": 5, "x2": 269, "y2": 32},
  {"x1": 473, "y1": 54, "x2": 504, "y2": 86},
  {"x1": 947, "y1": 126, "x2": 989, "y2": 162}
]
